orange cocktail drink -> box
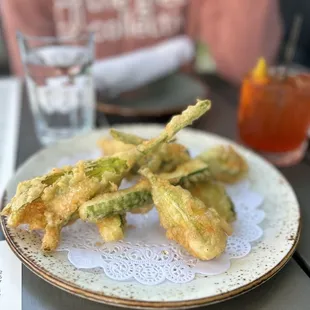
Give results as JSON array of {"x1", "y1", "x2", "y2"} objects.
[{"x1": 238, "y1": 59, "x2": 310, "y2": 165}]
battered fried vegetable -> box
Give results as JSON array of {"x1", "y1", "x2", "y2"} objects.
[
  {"x1": 97, "y1": 138, "x2": 133, "y2": 157},
  {"x1": 41, "y1": 162, "x2": 108, "y2": 251},
  {"x1": 2, "y1": 99, "x2": 211, "y2": 251},
  {"x1": 109, "y1": 131, "x2": 248, "y2": 184},
  {"x1": 97, "y1": 214, "x2": 126, "y2": 241},
  {"x1": 15, "y1": 201, "x2": 47, "y2": 230},
  {"x1": 130, "y1": 158, "x2": 210, "y2": 214},
  {"x1": 188, "y1": 181, "x2": 236, "y2": 222},
  {"x1": 155, "y1": 143, "x2": 191, "y2": 173},
  {"x1": 80, "y1": 180, "x2": 152, "y2": 222},
  {"x1": 42, "y1": 226, "x2": 61, "y2": 252},
  {"x1": 110, "y1": 129, "x2": 145, "y2": 145},
  {"x1": 2, "y1": 167, "x2": 70, "y2": 228},
  {"x1": 109, "y1": 129, "x2": 191, "y2": 173},
  {"x1": 79, "y1": 159, "x2": 210, "y2": 223},
  {"x1": 159, "y1": 159, "x2": 211, "y2": 188},
  {"x1": 139, "y1": 167, "x2": 231, "y2": 260},
  {"x1": 198, "y1": 145, "x2": 248, "y2": 184}
]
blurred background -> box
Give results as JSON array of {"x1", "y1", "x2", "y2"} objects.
[
  {"x1": 0, "y1": 0, "x2": 309, "y2": 147},
  {"x1": 0, "y1": 18, "x2": 9, "y2": 75},
  {"x1": 0, "y1": 0, "x2": 308, "y2": 76}
]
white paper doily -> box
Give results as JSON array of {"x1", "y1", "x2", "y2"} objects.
[{"x1": 46, "y1": 150, "x2": 264, "y2": 285}]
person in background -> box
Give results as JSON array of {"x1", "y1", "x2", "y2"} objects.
[{"x1": 1, "y1": 0, "x2": 282, "y2": 95}]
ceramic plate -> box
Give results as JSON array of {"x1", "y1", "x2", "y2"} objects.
[
  {"x1": 96, "y1": 73, "x2": 207, "y2": 117},
  {"x1": 1, "y1": 125, "x2": 300, "y2": 309}
]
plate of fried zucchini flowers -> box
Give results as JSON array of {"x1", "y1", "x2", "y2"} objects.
[{"x1": 1, "y1": 100, "x2": 300, "y2": 308}]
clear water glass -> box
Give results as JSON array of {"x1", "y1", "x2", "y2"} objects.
[{"x1": 18, "y1": 32, "x2": 96, "y2": 145}]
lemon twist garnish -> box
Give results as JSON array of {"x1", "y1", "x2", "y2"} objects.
[{"x1": 251, "y1": 57, "x2": 268, "y2": 82}]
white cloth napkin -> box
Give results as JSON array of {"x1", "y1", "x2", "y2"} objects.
[
  {"x1": 0, "y1": 78, "x2": 21, "y2": 196},
  {"x1": 93, "y1": 35, "x2": 195, "y2": 97},
  {"x1": 0, "y1": 241, "x2": 22, "y2": 310},
  {"x1": 0, "y1": 78, "x2": 21, "y2": 309}
]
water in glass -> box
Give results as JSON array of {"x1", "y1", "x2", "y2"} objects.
[{"x1": 20, "y1": 34, "x2": 95, "y2": 145}]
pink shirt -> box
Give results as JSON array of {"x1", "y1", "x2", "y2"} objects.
[{"x1": 1, "y1": 0, "x2": 282, "y2": 83}]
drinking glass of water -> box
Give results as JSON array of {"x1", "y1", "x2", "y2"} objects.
[{"x1": 18, "y1": 32, "x2": 96, "y2": 145}]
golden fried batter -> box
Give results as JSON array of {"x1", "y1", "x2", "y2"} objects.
[
  {"x1": 42, "y1": 226, "x2": 60, "y2": 252},
  {"x1": 97, "y1": 138, "x2": 134, "y2": 157},
  {"x1": 140, "y1": 168, "x2": 231, "y2": 260},
  {"x1": 20, "y1": 201, "x2": 47, "y2": 230},
  {"x1": 41, "y1": 162, "x2": 104, "y2": 251},
  {"x1": 97, "y1": 215, "x2": 126, "y2": 241},
  {"x1": 198, "y1": 145, "x2": 248, "y2": 183},
  {"x1": 109, "y1": 129, "x2": 191, "y2": 174},
  {"x1": 188, "y1": 181, "x2": 236, "y2": 222}
]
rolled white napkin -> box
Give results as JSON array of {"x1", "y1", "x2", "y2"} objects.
[{"x1": 92, "y1": 35, "x2": 195, "y2": 97}]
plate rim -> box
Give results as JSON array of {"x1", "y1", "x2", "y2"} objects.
[
  {"x1": 0, "y1": 125, "x2": 301, "y2": 309},
  {"x1": 1, "y1": 214, "x2": 301, "y2": 309}
]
